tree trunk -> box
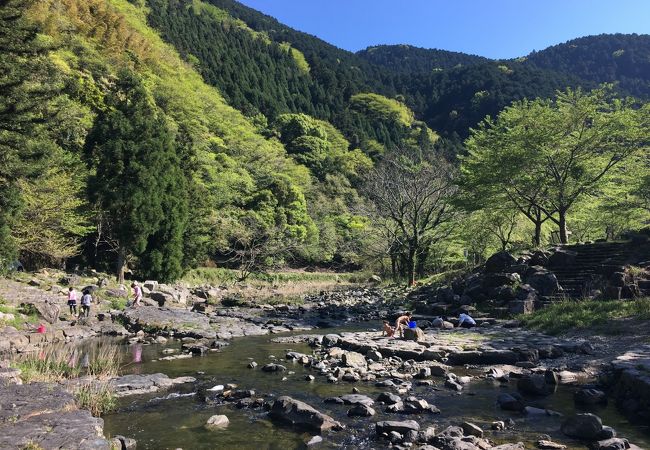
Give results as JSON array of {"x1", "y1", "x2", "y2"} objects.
[
  {"x1": 406, "y1": 246, "x2": 416, "y2": 287},
  {"x1": 558, "y1": 210, "x2": 569, "y2": 244},
  {"x1": 533, "y1": 220, "x2": 542, "y2": 246},
  {"x1": 116, "y1": 247, "x2": 126, "y2": 285},
  {"x1": 391, "y1": 254, "x2": 398, "y2": 282}
]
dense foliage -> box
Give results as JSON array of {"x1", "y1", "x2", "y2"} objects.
[
  {"x1": 525, "y1": 34, "x2": 650, "y2": 98},
  {"x1": 356, "y1": 45, "x2": 488, "y2": 73},
  {"x1": 1, "y1": 0, "x2": 648, "y2": 284},
  {"x1": 0, "y1": 0, "x2": 64, "y2": 269}
]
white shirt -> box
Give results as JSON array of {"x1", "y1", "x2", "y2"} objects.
[{"x1": 458, "y1": 313, "x2": 476, "y2": 326}]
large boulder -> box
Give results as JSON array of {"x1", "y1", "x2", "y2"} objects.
[
  {"x1": 529, "y1": 250, "x2": 551, "y2": 266},
  {"x1": 485, "y1": 251, "x2": 517, "y2": 273},
  {"x1": 517, "y1": 374, "x2": 552, "y2": 396},
  {"x1": 269, "y1": 396, "x2": 342, "y2": 432},
  {"x1": 403, "y1": 327, "x2": 425, "y2": 342},
  {"x1": 21, "y1": 301, "x2": 60, "y2": 324},
  {"x1": 342, "y1": 351, "x2": 367, "y2": 369},
  {"x1": 548, "y1": 249, "x2": 578, "y2": 268},
  {"x1": 574, "y1": 388, "x2": 608, "y2": 406},
  {"x1": 509, "y1": 299, "x2": 535, "y2": 315},
  {"x1": 483, "y1": 272, "x2": 520, "y2": 289},
  {"x1": 117, "y1": 307, "x2": 216, "y2": 339},
  {"x1": 526, "y1": 270, "x2": 560, "y2": 296},
  {"x1": 497, "y1": 393, "x2": 525, "y2": 412},
  {"x1": 149, "y1": 291, "x2": 173, "y2": 307},
  {"x1": 110, "y1": 373, "x2": 195, "y2": 397},
  {"x1": 561, "y1": 413, "x2": 603, "y2": 440}
]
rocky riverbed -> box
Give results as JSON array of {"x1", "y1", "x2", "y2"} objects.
[{"x1": 2, "y1": 275, "x2": 650, "y2": 449}]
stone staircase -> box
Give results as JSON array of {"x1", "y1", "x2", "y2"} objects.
[{"x1": 549, "y1": 241, "x2": 636, "y2": 299}]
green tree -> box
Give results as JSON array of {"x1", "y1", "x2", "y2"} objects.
[
  {"x1": 463, "y1": 87, "x2": 649, "y2": 244},
  {"x1": 85, "y1": 70, "x2": 188, "y2": 283},
  {"x1": 12, "y1": 148, "x2": 91, "y2": 266},
  {"x1": 0, "y1": 0, "x2": 62, "y2": 269}
]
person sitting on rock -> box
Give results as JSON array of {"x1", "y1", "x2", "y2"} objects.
[
  {"x1": 458, "y1": 311, "x2": 476, "y2": 329},
  {"x1": 382, "y1": 320, "x2": 395, "y2": 337},
  {"x1": 67, "y1": 287, "x2": 78, "y2": 315},
  {"x1": 80, "y1": 290, "x2": 92, "y2": 318},
  {"x1": 395, "y1": 312, "x2": 413, "y2": 338}
]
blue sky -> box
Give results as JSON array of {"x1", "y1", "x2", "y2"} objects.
[{"x1": 238, "y1": 0, "x2": 650, "y2": 58}]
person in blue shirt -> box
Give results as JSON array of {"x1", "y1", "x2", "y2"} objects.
[{"x1": 458, "y1": 310, "x2": 476, "y2": 329}]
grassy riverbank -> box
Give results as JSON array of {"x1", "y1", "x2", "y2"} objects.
[
  {"x1": 181, "y1": 267, "x2": 363, "y2": 285},
  {"x1": 520, "y1": 297, "x2": 650, "y2": 335},
  {"x1": 11, "y1": 343, "x2": 120, "y2": 416}
]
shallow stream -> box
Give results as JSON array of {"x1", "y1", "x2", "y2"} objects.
[{"x1": 102, "y1": 328, "x2": 650, "y2": 450}]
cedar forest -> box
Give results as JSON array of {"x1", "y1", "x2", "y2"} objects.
[{"x1": 1, "y1": 0, "x2": 649, "y2": 285}]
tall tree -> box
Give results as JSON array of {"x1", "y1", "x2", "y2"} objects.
[
  {"x1": 463, "y1": 86, "x2": 649, "y2": 244},
  {"x1": 364, "y1": 149, "x2": 457, "y2": 286},
  {"x1": 85, "y1": 69, "x2": 188, "y2": 283},
  {"x1": 0, "y1": 0, "x2": 61, "y2": 269}
]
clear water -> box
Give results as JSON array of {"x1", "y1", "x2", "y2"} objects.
[{"x1": 102, "y1": 330, "x2": 650, "y2": 450}]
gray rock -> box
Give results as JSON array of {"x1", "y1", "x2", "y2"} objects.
[
  {"x1": 110, "y1": 373, "x2": 195, "y2": 397},
  {"x1": 269, "y1": 396, "x2": 343, "y2": 432},
  {"x1": 376, "y1": 420, "x2": 420, "y2": 435},
  {"x1": 114, "y1": 435, "x2": 137, "y2": 450},
  {"x1": 340, "y1": 394, "x2": 374, "y2": 407},
  {"x1": 526, "y1": 270, "x2": 560, "y2": 296},
  {"x1": 149, "y1": 291, "x2": 173, "y2": 307},
  {"x1": 524, "y1": 406, "x2": 562, "y2": 416},
  {"x1": 0, "y1": 382, "x2": 112, "y2": 449},
  {"x1": 591, "y1": 438, "x2": 629, "y2": 450},
  {"x1": 347, "y1": 404, "x2": 375, "y2": 417},
  {"x1": 21, "y1": 301, "x2": 60, "y2": 324},
  {"x1": 403, "y1": 327, "x2": 425, "y2": 342},
  {"x1": 205, "y1": 415, "x2": 229, "y2": 429},
  {"x1": 485, "y1": 251, "x2": 517, "y2": 273},
  {"x1": 461, "y1": 421, "x2": 483, "y2": 438},
  {"x1": 322, "y1": 334, "x2": 340, "y2": 347},
  {"x1": 536, "y1": 440, "x2": 566, "y2": 449},
  {"x1": 517, "y1": 374, "x2": 551, "y2": 396},
  {"x1": 548, "y1": 248, "x2": 577, "y2": 268},
  {"x1": 377, "y1": 392, "x2": 401, "y2": 405},
  {"x1": 445, "y1": 379, "x2": 463, "y2": 391},
  {"x1": 561, "y1": 413, "x2": 603, "y2": 440},
  {"x1": 117, "y1": 307, "x2": 216, "y2": 339},
  {"x1": 262, "y1": 363, "x2": 287, "y2": 372},
  {"x1": 574, "y1": 388, "x2": 607, "y2": 406},
  {"x1": 497, "y1": 393, "x2": 525, "y2": 412},
  {"x1": 342, "y1": 351, "x2": 367, "y2": 369}
]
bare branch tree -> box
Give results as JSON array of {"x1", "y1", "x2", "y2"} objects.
[{"x1": 363, "y1": 148, "x2": 457, "y2": 285}]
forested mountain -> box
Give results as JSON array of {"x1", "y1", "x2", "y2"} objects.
[
  {"x1": 525, "y1": 34, "x2": 650, "y2": 98},
  {"x1": 2, "y1": 0, "x2": 648, "y2": 283},
  {"x1": 147, "y1": 0, "x2": 594, "y2": 141},
  {"x1": 356, "y1": 45, "x2": 488, "y2": 73}
]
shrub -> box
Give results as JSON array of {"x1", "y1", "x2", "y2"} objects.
[{"x1": 75, "y1": 381, "x2": 116, "y2": 416}]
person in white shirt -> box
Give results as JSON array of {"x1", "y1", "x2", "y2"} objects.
[
  {"x1": 80, "y1": 290, "x2": 92, "y2": 318},
  {"x1": 458, "y1": 311, "x2": 476, "y2": 329},
  {"x1": 131, "y1": 282, "x2": 143, "y2": 307},
  {"x1": 67, "y1": 287, "x2": 78, "y2": 315}
]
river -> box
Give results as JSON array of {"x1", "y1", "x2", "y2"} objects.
[{"x1": 102, "y1": 328, "x2": 650, "y2": 450}]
